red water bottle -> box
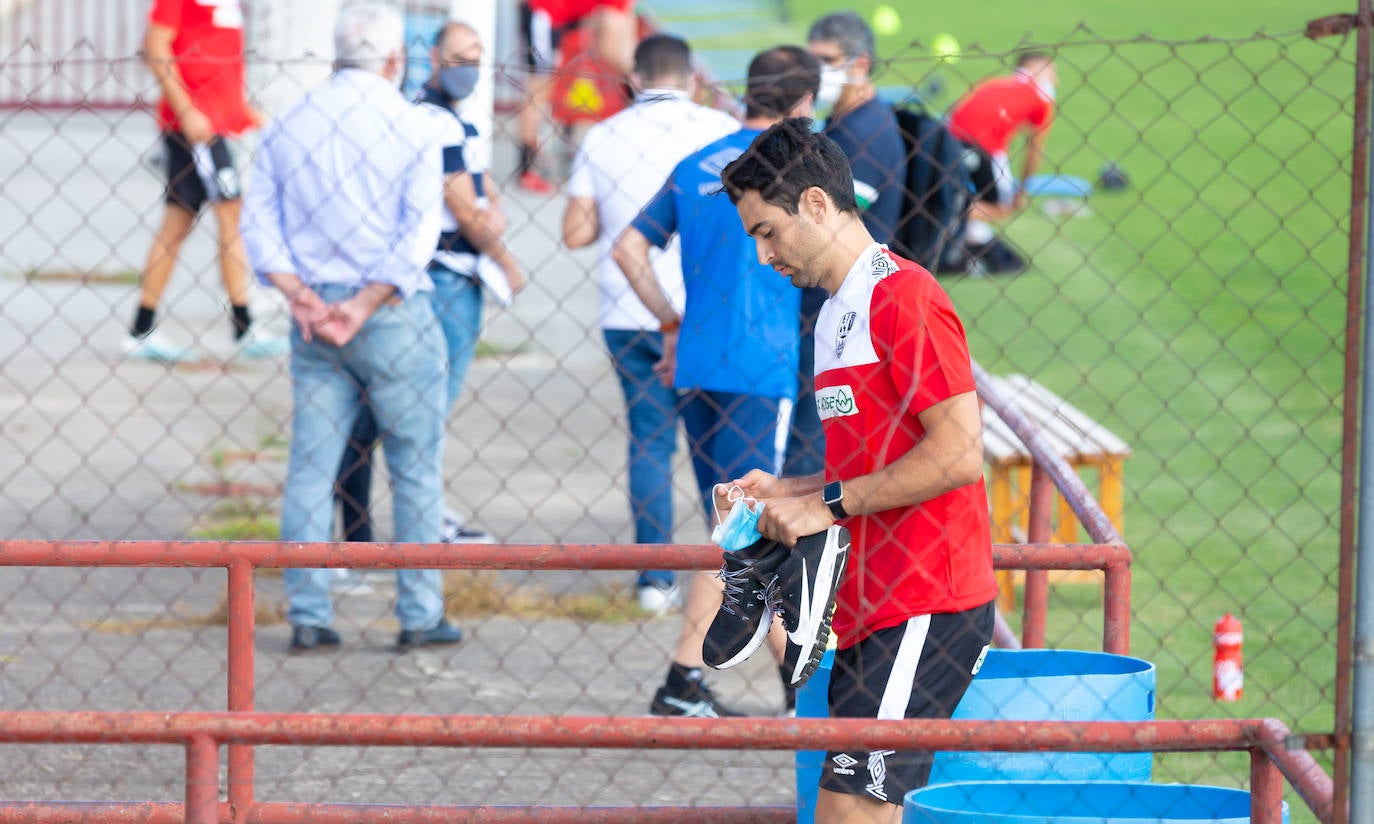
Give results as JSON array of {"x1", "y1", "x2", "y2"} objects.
[{"x1": 1213, "y1": 613, "x2": 1243, "y2": 701}]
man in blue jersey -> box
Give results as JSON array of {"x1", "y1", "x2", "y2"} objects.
[{"x1": 614, "y1": 45, "x2": 820, "y2": 717}]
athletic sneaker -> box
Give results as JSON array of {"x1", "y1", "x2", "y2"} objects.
[
  {"x1": 776, "y1": 525, "x2": 851, "y2": 688},
  {"x1": 441, "y1": 510, "x2": 494, "y2": 544},
  {"x1": 637, "y1": 581, "x2": 682, "y2": 614},
  {"x1": 122, "y1": 331, "x2": 193, "y2": 363},
  {"x1": 518, "y1": 169, "x2": 556, "y2": 195},
  {"x1": 649, "y1": 680, "x2": 743, "y2": 718},
  {"x1": 702, "y1": 538, "x2": 788, "y2": 671},
  {"x1": 235, "y1": 326, "x2": 289, "y2": 359}
]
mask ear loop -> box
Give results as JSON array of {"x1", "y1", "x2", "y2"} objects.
[{"x1": 712, "y1": 484, "x2": 747, "y2": 526}]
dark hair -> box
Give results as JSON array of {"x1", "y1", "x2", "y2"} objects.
[
  {"x1": 720, "y1": 117, "x2": 857, "y2": 215},
  {"x1": 634, "y1": 34, "x2": 692, "y2": 83},
  {"x1": 433, "y1": 20, "x2": 476, "y2": 50},
  {"x1": 1016, "y1": 49, "x2": 1053, "y2": 68},
  {"x1": 807, "y1": 11, "x2": 875, "y2": 61},
  {"x1": 744, "y1": 46, "x2": 820, "y2": 120}
]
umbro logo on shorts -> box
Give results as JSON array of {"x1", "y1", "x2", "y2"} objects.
[{"x1": 831, "y1": 753, "x2": 858, "y2": 775}]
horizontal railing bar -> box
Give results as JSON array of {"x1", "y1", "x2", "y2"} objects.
[
  {"x1": 0, "y1": 540, "x2": 1127, "y2": 571},
  {"x1": 0, "y1": 711, "x2": 1278, "y2": 752},
  {"x1": 0, "y1": 802, "x2": 794, "y2": 824}
]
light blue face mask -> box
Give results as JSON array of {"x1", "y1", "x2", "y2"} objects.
[{"x1": 711, "y1": 485, "x2": 765, "y2": 552}]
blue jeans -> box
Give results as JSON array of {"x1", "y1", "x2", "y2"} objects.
[
  {"x1": 283, "y1": 284, "x2": 447, "y2": 631},
  {"x1": 604, "y1": 328, "x2": 678, "y2": 589},
  {"x1": 678, "y1": 389, "x2": 789, "y2": 525},
  {"x1": 336, "y1": 265, "x2": 483, "y2": 542},
  {"x1": 784, "y1": 286, "x2": 826, "y2": 478}
]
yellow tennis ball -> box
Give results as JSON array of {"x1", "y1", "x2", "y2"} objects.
[
  {"x1": 872, "y1": 5, "x2": 901, "y2": 37},
  {"x1": 931, "y1": 32, "x2": 961, "y2": 63}
]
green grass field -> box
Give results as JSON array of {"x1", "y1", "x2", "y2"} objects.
[{"x1": 661, "y1": 1, "x2": 1356, "y2": 816}]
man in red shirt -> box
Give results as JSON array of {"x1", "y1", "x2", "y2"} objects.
[
  {"x1": 720, "y1": 119, "x2": 996, "y2": 823},
  {"x1": 516, "y1": 0, "x2": 636, "y2": 193},
  {"x1": 125, "y1": 0, "x2": 276, "y2": 362},
  {"x1": 948, "y1": 51, "x2": 1057, "y2": 223}
]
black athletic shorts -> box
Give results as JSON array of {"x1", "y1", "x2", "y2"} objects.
[
  {"x1": 962, "y1": 142, "x2": 1012, "y2": 206},
  {"x1": 820, "y1": 600, "x2": 995, "y2": 804},
  {"x1": 164, "y1": 132, "x2": 240, "y2": 212},
  {"x1": 519, "y1": 3, "x2": 566, "y2": 73}
]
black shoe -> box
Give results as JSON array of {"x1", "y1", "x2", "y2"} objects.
[
  {"x1": 649, "y1": 681, "x2": 744, "y2": 718},
  {"x1": 702, "y1": 538, "x2": 788, "y2": 671},
  {"x1": 289, "y1": 625, "x2": 341, "y2": 653},
  {"x1": 776, "y1": 525, "x2": 851, "y2": 688},
  {"x1": 396, "y1": 619, "x2": 464, "y2": 649}
]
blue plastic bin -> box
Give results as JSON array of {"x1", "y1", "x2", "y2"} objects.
[
  {"x1": 795, "y1": 647, "x2": 834, "y2": 824},
  {"x1": 929, "y1": 649, "x2": 1156, "y2": 783},
  {"x1": 903, "y1": 780, "x2": 1289, "y2": 823}
]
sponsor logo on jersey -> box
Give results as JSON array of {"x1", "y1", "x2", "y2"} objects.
[
  {"x1": 815, "y1": 385, "x2": 859, "y2": 420},
  {"x1": 835, "y1": 311, "x2": 857, "y2": 357}
]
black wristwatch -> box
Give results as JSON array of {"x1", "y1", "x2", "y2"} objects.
[{"x1": 823, "y1": 480, "x2": 848, "y2": 520}]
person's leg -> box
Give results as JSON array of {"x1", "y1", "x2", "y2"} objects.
[
  {"x1": 209, "y1": 198, "x2": 251, "y2": 311},
  {"x1": 430, "y1": 266, "x2": 484, "y2": 412},
  {"x1": 280, "y1": 320, "x2": 357, "y2": 631},
  {"x1": 815, "y1": 603, "x2": 995, "y2": 824},
  {"x1": 516, "y1": 2, "x2": 557, "y2": 190},
  {"x1": 335, "y1": 404, "x2": 378, "y2": 543},
  {"x1": 133, "y1": 132, "x2": 204, "y2": 329},
  {"x1": 603, "y1": 329, "x2": 677, "y2": 591},
  {"x1": 357, "y1": 297, "x2": 448, "y2": 633}
]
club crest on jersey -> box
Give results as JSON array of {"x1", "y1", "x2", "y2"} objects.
[
  {"x1": 834, "y1": 311, "x2": 857, "y2": 357},
  {"x1": 815, "y1": 385, "x2": 859, "y2": 420},
  {"x1": 870, "y1": 248, "x2": 897, "y2": 280}
]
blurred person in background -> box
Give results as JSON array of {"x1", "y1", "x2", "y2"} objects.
[
  {"x1": 240, "y1": 2, "x2": 460, "y2": 653},
  {"x1": 561, "y1": 33, "x2": 738, "y2": 613},
  {"x1": 614, "y1": 45, "x2": 820, "y2": 718},
  {"x1": 947, "y1": 51, "x2": 1057, "y2": 267},
  {"x1": 786, "y1": 11, "x2": 907, "y2": 486},
  {"x1": 125, "y1": 0, "x2": 282, "y2": 362},
  {"x1": 333, "y1": 20, "x2": 527, "y2": 557},
  {"x1": 516, "y1": 0, "x2": 638, "y2": 193}
]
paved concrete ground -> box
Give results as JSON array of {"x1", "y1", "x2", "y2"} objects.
[{"x1": 0, "y1": 75, "x2": 798, "y2": 807}]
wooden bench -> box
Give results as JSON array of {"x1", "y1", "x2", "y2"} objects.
[{"x1": 980, "y1": 375, "x2": 1132, "y2": 609}]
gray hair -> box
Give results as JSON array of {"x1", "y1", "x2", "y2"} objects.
[
  {"x1": 807, "y1": 11, "x2": 875, "y2": 61},
  {"x1": 334, "y1": 2, "x2": 405, "y2": 73}
]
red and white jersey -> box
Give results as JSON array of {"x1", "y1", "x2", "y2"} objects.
[
  {"x1": 814, "y1": 244, "x2": 996, "y2": 648},
  {"x1": 149, "y1": 0, "x2": 254, "y2": 136}
]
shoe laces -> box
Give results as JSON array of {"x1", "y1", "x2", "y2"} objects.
[{"x1": 717, "y1": 563, "x2": 750, "y2": 617}]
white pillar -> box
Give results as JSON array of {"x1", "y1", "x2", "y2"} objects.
[
  {"x1": 449, "y1": 0, "x2": 497, "y2": 171},
  {"x1": 246, "y1": 0, "x2": 339, "y2": 117}
]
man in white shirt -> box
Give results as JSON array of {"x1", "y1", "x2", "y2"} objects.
[
  {"x1": 240, "y1": 3, "x2": 461, "y2": 653},
  {"x1": 561, "y1": 33, "x2": 737, "y2": 614}
]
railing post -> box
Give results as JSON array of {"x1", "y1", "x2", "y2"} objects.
[
  {"x1": 226, "y1": 559, "x2": 255, "y2": 819},
  {"x1": 1250, "y1": 747, "x2": 1284, "y2": 824},
  {"x1": 1103, "y1": 556, "x2": 1131, "y2": 655},
  {"x1": 186, "y1": 734, "x2": 220, "y2": 824},
  {"x1": 1023, "y1": 464, "x2": 1053, "y2": 648}
]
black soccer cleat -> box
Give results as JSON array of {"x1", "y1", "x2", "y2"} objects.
[
  {"x1": 702, "y1": 538, "x2": 788, "y2": 671},
  {"x1": 776, "y1": 525, "x2": 851, "y2": 687}
]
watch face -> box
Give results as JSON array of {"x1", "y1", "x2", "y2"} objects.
[{"x1": 824, "y1": 481, "x2": 842, "y2": 504}]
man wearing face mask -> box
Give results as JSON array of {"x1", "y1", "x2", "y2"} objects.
[
  {"x1": 948, "y1": 52, "x2": 1057, "y2": 238},
  {"x1": 332, "y1": 20, "x2": 527, "y2": 557},
  {"x1": 240, "y1": 3, "x2": 458, "y2": 652},
  {"x1": 788, "y1": 13, "x2": 906, "y2": 496}
]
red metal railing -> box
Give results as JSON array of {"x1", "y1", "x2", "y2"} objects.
[
  {"x1": 0, "y1": 538, "x2": 1327, "y2": 823},
  {"x1": 0, "y1": 712, "x2": 1329, "y2": 823}
]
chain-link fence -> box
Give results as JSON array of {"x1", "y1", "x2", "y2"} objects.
[{"x1": 0, "y1": 2, "x2": 1360, "y2": 821}]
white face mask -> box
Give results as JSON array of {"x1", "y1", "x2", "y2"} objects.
[{"x1": 817, "y1": 64, "x2": 848, "y2": 110}]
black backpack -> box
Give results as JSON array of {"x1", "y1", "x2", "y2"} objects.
[{"x1": 891, "y1": 104, "x2": 973, "y2": 274}]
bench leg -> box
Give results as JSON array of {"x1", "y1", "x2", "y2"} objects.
[
  {"x1": 990, "y1": 466, "x2": 1017, "y2": 612},
  {"x1": 1101, "y1": 459, "x2": 1125, "y2": 538},
  {"x1": 1055, "y1": 488, "x2": 1079, "y2": 543}
]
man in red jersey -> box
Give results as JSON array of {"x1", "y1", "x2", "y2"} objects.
[
  {"x1": 516, "y1": 0, "x2": 637, "y2": 193},
  {"x1": 948, "y1": 51, "x2": 1057, "y2": 223},
  {"x1": 720, "y1": 119, "x2": 996, "y2": 824},
  {"x1": 124, "y1": 0, "x2": 277, "y2": 362}
]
